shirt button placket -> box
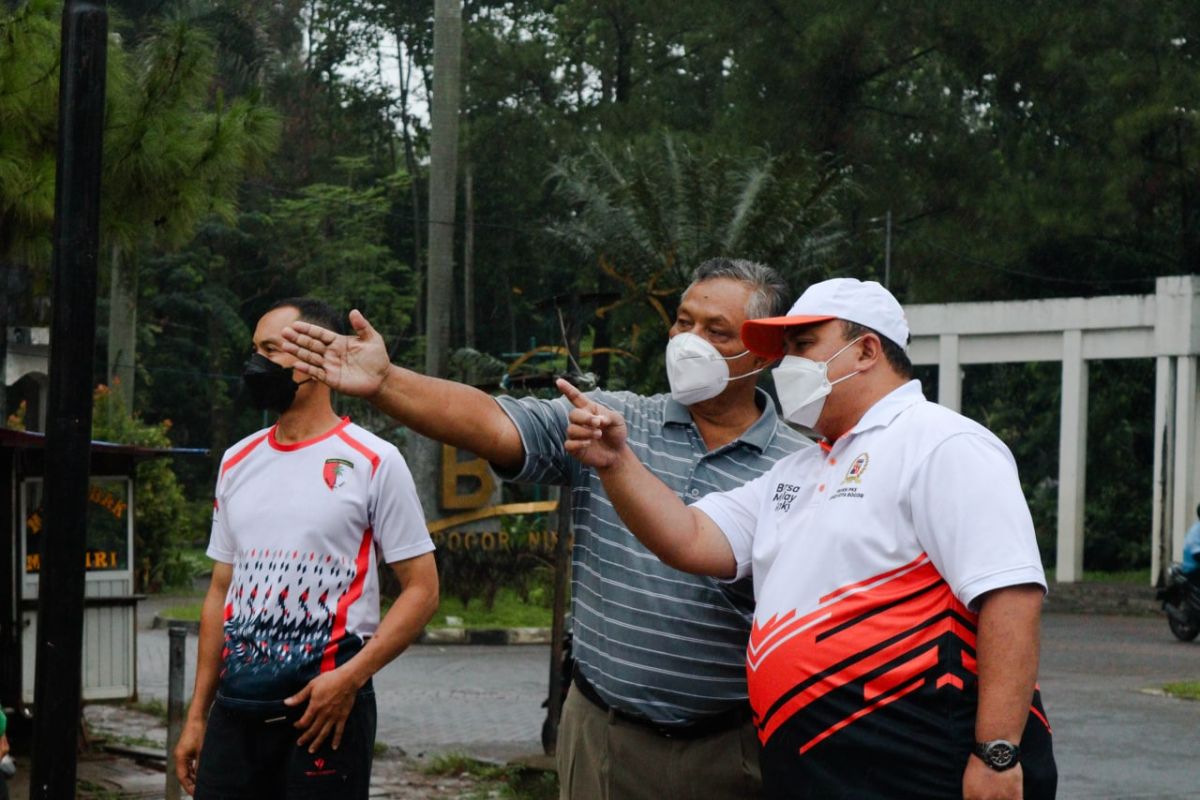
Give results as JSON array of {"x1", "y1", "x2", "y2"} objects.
[{"x1": 687, "y1": 459, "x2": 702, "y2": 500}]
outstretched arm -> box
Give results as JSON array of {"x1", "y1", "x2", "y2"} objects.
[
  {"x1": 282, "y1": 310, "x2": 524, "y2": 472},
  {"x1": 557, "y1": 378, "x2": 736, "y2": 578}
]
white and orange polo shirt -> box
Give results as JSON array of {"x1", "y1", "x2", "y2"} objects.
[
  {"x1": 693, "y1": 380, "x2": 1054, "y2": 797},
  {"x1": 207, "y1": 418, "x2": 433, "y2": 710}
]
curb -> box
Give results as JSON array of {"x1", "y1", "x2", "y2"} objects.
[
  {"x1": 151, "y1": 615, "x2": 200, "y2": 633},
  {"x1": 1042, "y1": 582, "x2": 1161, "y2": 616},
  {"x1": 152, "y1": 614, "x2": 551, "y2": 645},
  {"x1": 417, "y1": 626, "x2": 552, "y2": 645}
]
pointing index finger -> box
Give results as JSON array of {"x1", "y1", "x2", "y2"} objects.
[{"x1": 556, "y1": 377, "x2": 590, "y2": 410}]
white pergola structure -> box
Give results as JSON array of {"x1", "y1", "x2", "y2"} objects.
[{"x1": 906, "y1": 275, "x2": 1200, "y2": 584}]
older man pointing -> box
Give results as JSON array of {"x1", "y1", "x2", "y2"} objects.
[
  {"x1": 558, "y1": 278, "x2": 1057, "y2": 800},
  {"x1": 282, "y1": 259, "x2": 811, "y2": 799}
]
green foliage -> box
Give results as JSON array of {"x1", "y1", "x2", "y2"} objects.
[
  {"x1": 547, "y1": 133, "x2": 848, "y2": 392},
  {"x1": 0, "y1": 1, "x2": 280, "y2": 268},
  {"x1": 265, "y1": 164, "x2": 416, "y2": 349},
  {"x1": 433, "y1": 513, "x2": 557, "y2": 610},
  {"x1": 6, "y1": 0, "x2": 1193, "y2": 576},
  {"x1": 423, "y1": 753, "x2": 558, "y2": 800},
  {"x1": 0, "y1": 0, "x2": 64, "y2": 270},
  {"x1": 428, "y1": 586, "x2": 553, "y2": 630},
  {"x1": 159, "y1": 602, "x2": 203, "y2": 622},
  {"x1": 1162, "y1": 682, "x2": 1200, "y2": 701},
  {"x1": 92, "y1": 384, "x2": 207, "y2": 591},
  {"x1": 957, "y1": 359, "x2": 1154, "y2": 571}
]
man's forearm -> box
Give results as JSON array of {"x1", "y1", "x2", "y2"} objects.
[
  {"x1": 974, "y1": 584, "x2": 1044, "y2": 742},
  {"x1": 339, "y1": 566, "x2": 439, "y2": 688},
  {"x1": 598, "y1": 446, "x2": 735, "y2": 577},
  {"x1": 371, "y1": 366, "x2": 524, "y2": 472},
  {"x1": 186, "y1": 582, "x2": 228, "y2": 724}
]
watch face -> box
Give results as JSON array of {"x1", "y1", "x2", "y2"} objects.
[{"x1": 985, "y1": 741, "x2": 1017, "y2": 768}]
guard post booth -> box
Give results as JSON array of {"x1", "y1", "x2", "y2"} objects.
[{"x1": 0, "y1": 429, "x2": 199, "y2": 728}]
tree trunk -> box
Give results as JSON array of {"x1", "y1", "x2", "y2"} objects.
[
  {"x1": 0, "y1": 261, "x2": 9, "y2": 424},
  {"x1": 410, "y1": 0, "x2": 464, "y2": 518},
  {"x1": 207, "y1": 269, "x2": 232, "y2": 479},
  {"x1": 107, "y1": 245, "x2": 137, "y2": 416},
  {"x1": 463, "y1": 160, "x2": 475, "y2": 351},
  {"x1": 592, "y1": 312, "x2": 611, "y2": 385},
  {"x1": 425, "y1": 0, "x2": 462, "y2": 380},
  {"x1": 504, "y1": 232, "x2": 517, "y2": 355},
  {"x1": 396, "y1": 27, "x2": 425, "y2": 339}
]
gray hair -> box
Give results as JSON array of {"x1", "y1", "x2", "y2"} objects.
[{"x1": 684, "y1": 257, "x2": 790, "y2": 320}]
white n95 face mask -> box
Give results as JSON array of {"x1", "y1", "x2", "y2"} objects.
[
  {"x1": 666, "y1": 332, "x2": 763, "y2": 405},
  {"x1": 772, "y1": 337, "x2": 863, "y2": 428}
]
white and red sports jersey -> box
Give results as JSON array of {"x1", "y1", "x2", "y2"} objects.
[
  {"x1": 207, "y1": 418, "x2": 433, "y2": 709},
  {"x1": 694, "y1": 381, "x2": 1055, "y2": 798}
]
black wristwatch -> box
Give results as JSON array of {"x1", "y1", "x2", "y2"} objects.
[{"x1": 973, "y1": 739, "x2": 1021, "y2": 771}]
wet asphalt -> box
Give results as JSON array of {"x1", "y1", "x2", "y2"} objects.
[
  {"x1": 134, "y1": 602, "x2": 1198, "y2": 798},
  {"x1": 1039, "y1": 612, "x2": 1198, "y2": 800}
]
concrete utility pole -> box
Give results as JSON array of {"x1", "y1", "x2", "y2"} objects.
[
  {"x1": 425, "y1": 0, "x2": 462, "y2": 379},
  {"x1": 30, "y1": 1, "x2": 108, "y2": 797},
  {"x1": 407, "y1": 0, "x2": 463, "y2": 516},
  {"x1": 884, "y1": 209, "x2": 892, "y2": 288}
]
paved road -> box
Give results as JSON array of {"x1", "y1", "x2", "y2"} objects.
[
  {"x1": 1038, "y1": 613, "x2": 1198, "y2": 800},
  {"x1": 136, "y1": 607, "x2": 1199, "y2": 797}
]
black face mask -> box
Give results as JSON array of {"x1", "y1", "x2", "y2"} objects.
[{"x1": 242, "y1": 353, "x2": 301, "y2": 413}]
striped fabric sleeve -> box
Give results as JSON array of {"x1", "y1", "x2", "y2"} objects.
[{"x1": 491, "y1": 394, "x2": 575, "y2": 486}]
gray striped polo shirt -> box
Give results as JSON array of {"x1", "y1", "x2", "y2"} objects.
[{"x1": 494, "y1": 388, "x2": 811, "y2": 725}]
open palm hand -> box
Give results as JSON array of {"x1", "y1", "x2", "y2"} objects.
[{"x1": 282, "y1": 309, "x2": 390, "y2": 398}]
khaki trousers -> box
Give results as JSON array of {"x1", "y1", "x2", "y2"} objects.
[{"x1": 555, "y1": 685, "x2": 763, "y2": 800}]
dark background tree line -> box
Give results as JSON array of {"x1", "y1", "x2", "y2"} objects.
[{"x1": 3, "y1": 0, "x2": 1198, "y2": 583}]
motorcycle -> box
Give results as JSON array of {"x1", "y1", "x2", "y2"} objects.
[{"x1": 1157, "y1": 564, "x2": 1200, "y2": 641}]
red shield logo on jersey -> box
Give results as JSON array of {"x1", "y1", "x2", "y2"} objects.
[{"x1": 322, "y1": 458, "x2": 354, "y2": 490}]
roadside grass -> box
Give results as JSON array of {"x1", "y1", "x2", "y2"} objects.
[
  {"x1": 76, "y1": 779, "x2": 126, "y2": 799},
  {"x1": 1162, "y1": 681, "x2": 1200, "y2": 701},
  {"x1": 163, "y1": 587, "x2": 553, "y2": 629},
  {"x1": 423, "y1": 753, "x2": 557, "y2": 800},
  {"x1": 422, "y1": 587, "x2": 553, "y2": 629},
  {"x1": 159, "y1": 602, "x2": 203, "y2": 622}
]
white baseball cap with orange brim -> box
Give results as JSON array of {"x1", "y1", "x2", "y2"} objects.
[{"x1": 740, "y1": 278, "x2": 910, "y2": 359}]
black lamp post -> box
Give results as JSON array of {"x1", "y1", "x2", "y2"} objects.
[{"x1": 29, "y1": 2, "x2": 108, "y2": 797}]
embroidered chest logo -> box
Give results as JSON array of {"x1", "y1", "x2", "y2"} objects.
[
  {"x1": 843, "y1": 453, "x2": 869, "y2": 484},
  {"x1": 772, "y1": 482, "x2": 801, "y2": 513},
  {"x1": 322, "y1": 458, "x2": 354, "y2": 490},
  {"x1": 831, "y1": 452, "x2": 869, "y2": 500}
]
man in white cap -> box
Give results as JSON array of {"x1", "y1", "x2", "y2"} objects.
[
  {"x1": 556, "y1": 278, "x2": 1057, "y2": 799},
  {"x1": 281, "y1": 259, "x2": 810, "y2": 799}
]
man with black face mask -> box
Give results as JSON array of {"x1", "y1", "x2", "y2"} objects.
[
  {"x1": 281, "y1": 260, "x2": 812, "y2": 800},
  {"x1": 174, "y1": 298, "x2": 439, "y2": 800}
]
